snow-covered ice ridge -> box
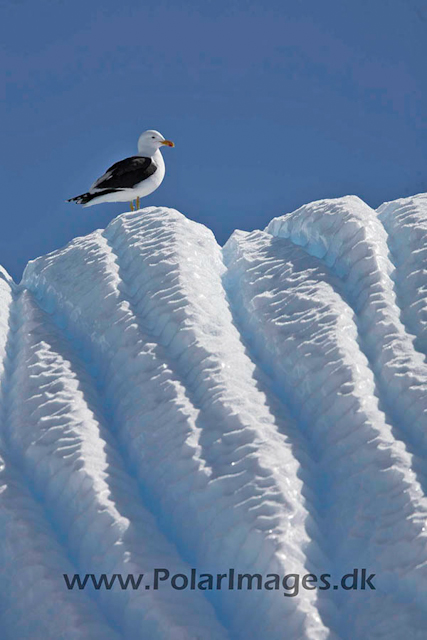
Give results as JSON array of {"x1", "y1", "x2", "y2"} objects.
[{"x1": 0, "y1": 194, "x2": 426, "y2": 640}]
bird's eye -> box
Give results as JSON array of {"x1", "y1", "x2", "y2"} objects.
[{"x1": 152, "y1": 136, "x2": 155, "y2": 139}]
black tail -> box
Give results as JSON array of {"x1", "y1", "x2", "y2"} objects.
[
  {"x1": 67, "y1": 188, "x2": 119, "y2": 205},
  {"x1": 67, "y1": 192, "x2": 95, "y2": 205}
]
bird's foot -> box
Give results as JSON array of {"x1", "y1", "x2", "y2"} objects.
[
  {"x1": 136, "y1": 196, "x2": 140, "y2": 209},
  {"x1": 130, "y1": 201, "x2": 134, "y2": 212}
]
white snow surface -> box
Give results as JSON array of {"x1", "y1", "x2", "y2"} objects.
[{"x1": 0, "y1": 194, "x2": 426, "y2": 639}]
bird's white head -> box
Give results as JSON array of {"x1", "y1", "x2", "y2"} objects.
[{"x1": 137, "y1": 130, "x2": 175, "y2": 156}]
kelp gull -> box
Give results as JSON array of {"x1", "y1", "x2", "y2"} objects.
[{"x1": 68, "y1": 130, "x2": 174, "y2": 211}]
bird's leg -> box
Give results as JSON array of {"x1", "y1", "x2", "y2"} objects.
[
  {"x1": 136, "y1": 196, "x2": 140, "y2": 209},
  {"x1": 130, "y1": 200, "x2": 134, "y2": 212}
]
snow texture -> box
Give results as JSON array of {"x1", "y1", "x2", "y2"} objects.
[{"x1": 0, "y1": 194, "x2": 426, "y2": 639}]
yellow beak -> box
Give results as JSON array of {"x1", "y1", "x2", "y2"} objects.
[{"x1": 161, "y1": 140, "x2": 175, "y2": 147}]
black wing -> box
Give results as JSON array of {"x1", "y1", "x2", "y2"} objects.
[{"x1": 91, "y1": 156, "x2": 157, "y2": 190}]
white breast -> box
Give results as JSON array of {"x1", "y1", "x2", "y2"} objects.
[{"x1": 133, "y1": 149, "x2": 165, "y2": 198}]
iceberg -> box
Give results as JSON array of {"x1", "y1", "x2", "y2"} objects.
[{"x1": 0, "y1": 194, "x2": 426, "y2": 639}]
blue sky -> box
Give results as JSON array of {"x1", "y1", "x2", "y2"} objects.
[{"x1": 1, "y1": 0, "x2": 426, "y2": 281}]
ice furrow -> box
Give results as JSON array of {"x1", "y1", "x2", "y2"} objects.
[
  {"x1": 6, "y1": 287, "x2": 228, "y2": 640},
  {"x1": 0, "y1": 453, "x2": 122, "y2": 640},
  {"x1": 103, "y1": 210, "x2": 337, "y2": 637},
  {"x1": 377, "y1": 194, "x2": 427, "y2": 358},
  {"x1": 223, "y1": 228, "x2": 427, "y2": 638},
  {"x1": 0, "y1": 283, "x2": 121, "y2": 640},
  {"x1": 266, "y1": 196, "x2": 427, "y2": 467},
  {"x1": 22, "y1": 209, "x2": 334, "y2": 640}
]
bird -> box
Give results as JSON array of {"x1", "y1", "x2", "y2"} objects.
[{"x1": 67, "y1": 130, "x2": 174, "y2": 211}]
